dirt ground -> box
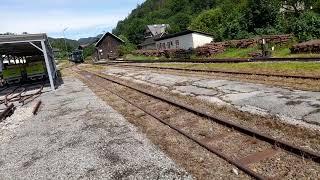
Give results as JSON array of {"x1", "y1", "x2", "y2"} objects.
[
  {"x1": 74, "y1": 66, "x2": 320, "y2": 179},
  {"x1": 75, "y1": 70, "x2": 252, "y2": 180},
  {"x1": 0, "y1": 77, "x2": 191, "y2": 179}
]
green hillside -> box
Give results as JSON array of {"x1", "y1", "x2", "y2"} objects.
[{"x1": 113, "y1": 0, "x2": 320, "y2": 44}]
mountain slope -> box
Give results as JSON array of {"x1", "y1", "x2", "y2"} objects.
[
  {"x1": 78, "y1": 34, "x2": 103, "y2": 45},
  {"x1": 113, "y1": 0, "x2": 320, "y2": 44},
  {"x1": 49, "y1": 37, "x2": 79, "y2": 52}
]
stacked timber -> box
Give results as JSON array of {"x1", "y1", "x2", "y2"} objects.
[
  {"x1": 195, "y1": 43, "x2": 226, "y2": 57},
  {"x1": 134, "y1": 34, "x2": 294, "y2": 57},
  {"x1": 164, "y1": 49, "x2": 192, "y2": 59},
  {"x1": 133, "y1": 50, "x2": 163, "y2": 57},
  {"x1": 261, "y1": 34, "x2": 293, "y2": 44},
  {"x1": 227, "y1": 39, "x2": 256, "y2": 48},
  {"x1": 133, "y1": 49, "x2": 192, "y2": 58},
  {"x1": 196, "y1": 34, "x2": 293, "y2": 57},
  {"x1": 290, "y1": 40, "x2": 320, "y2": 53}
]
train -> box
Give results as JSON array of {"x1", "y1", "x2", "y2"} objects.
[{"x1": 69, "y1": 50, "x2": 84, "y2": 63}]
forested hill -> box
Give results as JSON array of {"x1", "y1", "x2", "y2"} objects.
[{"x1": 112, "y1": 0, "x2": 320, "y2": 44}]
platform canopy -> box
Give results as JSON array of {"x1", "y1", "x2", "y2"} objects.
[{"x1": 0, "y1": 33, "x2": 57, "y2": 90}]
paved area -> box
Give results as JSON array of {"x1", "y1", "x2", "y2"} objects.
[
  {"x1": 104, "y1": 68, "x2": 320, "y2": 129},
  {"x1": 0, "y1": 78, "x2": 191, "y2": 179}
]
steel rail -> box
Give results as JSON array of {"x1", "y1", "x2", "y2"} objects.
[
  {"x1": 5, "y1": 87, "x2": 26, "y2": 106},
  {"x1": 19, "y1": 85, "x2": 44, "y2": 105},
  {"x1": 32, "y1": 100, "x2": 42, "y2": 115},
  {"x1": 78, "y1": 68, "x2": 320, "y2": 165},
  {"x1": 98, "y1": 57, "x2": 320, "y2": 64},
  {"x1": 113, "y1": 64, "x2": 320, "y2": 80},
  {"x1": 0, "y1": 104, "x2": 14, "y2": 121},
  {"x1": 76, "y1": 68, "x2": 267, "y2": 180}
]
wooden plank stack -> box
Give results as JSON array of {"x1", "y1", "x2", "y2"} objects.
[{"x1": 290, "y1": 40, "x2": 320, "y2": 54}]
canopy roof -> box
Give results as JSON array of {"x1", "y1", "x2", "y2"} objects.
[
  {"x1": 0, "y1": 34, "x2": 48, "y2": 56},
  {"x1": 0, "y1": 33, "x2": 56, "y2": 90}
]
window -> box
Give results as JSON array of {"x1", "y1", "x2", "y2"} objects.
[
  {"x1": 157, "y1": 44, "x2": 160, "y2": 50},
  {"x1": 175, "y1": 40, "x2": 180, "y2": 48},
  {"x1": 170, "y1": 41, "x2": 173, "y2": 46},
  {"x1": 167, "y1": 42, "x2": 171, "y2": 49},
  {"x1": 162, "y1": 43, "x2": 166, "y2": 49}
]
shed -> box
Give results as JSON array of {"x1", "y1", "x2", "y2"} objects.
[
  {"x1": 0, "y1": 33, "x2": 57, "y2": 90},
  {"x1": 155, "y1": 30, "x2": 213, "y2": 50},
  {"x1": 94, "y1": 32, "x2": 124, "y2": 60},
  {"x1": 138, "y1": 33, "x2": 165, "y2": 50}
]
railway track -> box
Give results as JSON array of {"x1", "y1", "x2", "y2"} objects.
[
  {"x1": 0, "y1": 104, "x2": 15, "y2": 122},
  {"x1": 75, "y1": 67, "x2": 320, "y2": 179},
  {"x1": 110, "y1": 64, "x2": 320, "y2": 80},
  {"x1": 0, "y1": 84, "x2": 44, "y2": 121},
  {"x1": 97, "y1": 57, "x2": 320, "y2": 64}
]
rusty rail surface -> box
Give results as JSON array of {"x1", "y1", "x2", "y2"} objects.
[
  {"x1": 112, "y1": 64, "x2": 320, "y2": 80},
  {"x1": 0, "y1": 84, "x2": 44, "y2": 106},
  {"x1": 76, "y1": 67, "x2": 320, "y2": 179},
  {"x1": 32, "y1": 100, "x2": 42, "y2": 115},
  {"x1": 0, "y1": 104, "x2": 14, "y2": 121}
]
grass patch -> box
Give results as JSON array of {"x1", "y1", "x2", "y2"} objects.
[
  {"x1": 272, "y1": 46, "x2": 320, "y2": 58},
  {"x1": 124, "y1": 54, "x2": 161, "y2": 61},
  {"x1": 152, "y1": 62, "x2": 320, "y2": 77},
  {"x1": 209, "y1": 45, "x2": 320, "y2": 58},
  {"x1": 213, "y1": 47, "x2": 258, "y2": 58}
]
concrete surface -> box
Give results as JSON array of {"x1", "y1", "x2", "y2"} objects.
[
  {"x1": 104, "y1": 68, "x2": 320, "y2": 129},
  {"x1": 0, "y1": 78, "x2": 191, "y2": 179}
]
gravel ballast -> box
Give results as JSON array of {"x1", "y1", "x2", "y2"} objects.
[
  {"x1": 103, "y1": 67, "x2": 320, "y2": 129},
  {"x1": 0, "y1": 78, "x2": 191, "y2": 179}
]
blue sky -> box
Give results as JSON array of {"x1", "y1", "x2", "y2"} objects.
[{"x1": 1, "y1": 0, "x2": 145, "y2": 40}]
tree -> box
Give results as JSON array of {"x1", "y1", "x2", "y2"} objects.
[
  {"x1": 189, "y1": 8, "x2": 225, "y2": 41},
  {"x1": 280, "y1": 0, "x2": 316, "y2": 16},
  {"x1": 288, "y1": 11, "x2": 320, "y2": 41},
  {"x1": 83, "y1": 45, "x2": 95, "y2": 59},
  {"x1": 118, "y1": 35, "x2": 137, "y2": 56},
  {"x1": 168, "y1": 12, "x2": 192, "y2": 32},
  {"x1": 245, "y1": 0, "x2": 281, "y2": 33}
]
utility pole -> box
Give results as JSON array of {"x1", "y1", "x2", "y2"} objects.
[{"x1": 62, "y1": 27, "x2": 69, "y2": 56}]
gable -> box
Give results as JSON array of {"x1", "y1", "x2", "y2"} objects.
[{"x1": 95, "y1": 32, "x2": 124, "y2": 47}]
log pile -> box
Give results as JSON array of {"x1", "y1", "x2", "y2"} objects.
[
  {"x1": 290, "y1": 40, "x2": 320, "y2": 54},
  {"x1": 161, "y1": 49, "x2": 193, "y2": 58},
  {"x1": 227, "y1": 39, "x2": 256, "y2": 48},
  {"x1": 195, "y1": 43, "x2": 226, "y2": 56},
  {"x1": 134, "y1": 34, "x2": 294, "y2": 57},
  {"x1": 196, "y1": 34, "x2": 293, "y2": 57},
  {"x1": 133, "y1": 50, "x2": 163, "y2": 57},
  {"x1": 261, "y1": 34, "x2": 293, "y2": 44},
  {"x1": 133, "y1": 49, "x2": 192, "y2": 58}
]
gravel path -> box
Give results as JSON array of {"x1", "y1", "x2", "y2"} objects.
[{"x1": 0, "y1": 77, "x2": 191, "y2": 180}]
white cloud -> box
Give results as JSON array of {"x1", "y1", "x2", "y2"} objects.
[
  {"x1": 0, "y1": 0, "x2": 145, "y2": 39},
  {"x1": 0, "y1": 10, "x2": 126, "y2": 34}
]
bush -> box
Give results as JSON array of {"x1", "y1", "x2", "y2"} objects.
[
  {"x1": 119, "y1": 43, "x2": 136, "y2": 56},
  {"x1": 118, "y1": 35, "x2": 137, "y2": 56},
  {"x1": 83, "y1": 45, "x2": 95, "y2": 58},
  {"x1": 289, "y1": 12, "x2": 320, "y2": 42}
]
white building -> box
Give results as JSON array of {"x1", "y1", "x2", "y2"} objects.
[{"x1": 155, "y1": 30, "x2": 213, "y2": 50}]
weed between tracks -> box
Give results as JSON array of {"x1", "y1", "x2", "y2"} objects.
[
  {"x1": 75, "y1": 70, "x2": 251, "y2": 179},
  {"x1": 77, "y1": 66, "x2": 320, "y2": 152},
  {"x1": 75, "y1": 66, "x2": 320, "y2": 179},
  {"x1": 147, "y1": 62, "x2": 320, "y2": 77},
  {"x1": 115, "y1": 64, "x2": 320, "y2": 91}
]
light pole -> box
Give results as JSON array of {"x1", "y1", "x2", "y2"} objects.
[{"x1": 62, "y1": 27, "x2": 69, "y2": 56}]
